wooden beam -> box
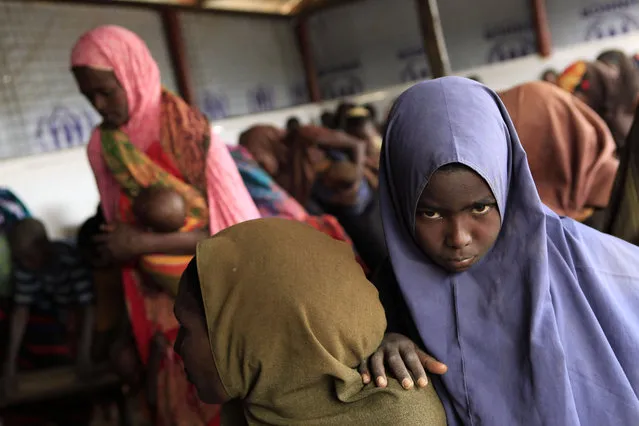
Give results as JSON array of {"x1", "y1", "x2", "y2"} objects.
[
  {"x1": 415, "y1": 0, "x2": 451, "y2": 78},
  {"x1": 295, "y1": 17, "x2": 322, "y2": 102},
  {"x1": 25, "y1": 0, "x2": 291, "y2": 19},
  {"x1": 297, "y1": 0, "x2": 363, "y2": 17},
  {"x1": 161, "y1": 8, "x2": 196, "y2": 105},
  {"x1": 531, "y1": 0, "x2": 552, "y2": 57}
]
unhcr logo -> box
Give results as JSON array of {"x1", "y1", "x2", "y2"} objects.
[
  {"x1": 201, "y1": 90, "x2": 229, "y2": 119},
  {"x1": 582, "y1": 1, "x2": 639, "y2": 40},
  {"x1": 397, "y1": 47, "x2": 430, "y2": 83},
  {"x1": 318, "y1": 62, "x2": 363, "y2": 99},
  {"x1": 35, "y1": 105, "x2": 95, "y2": 152},
  {"x1": 484, "y1": 21, "x2": 536, "y2": 63}
]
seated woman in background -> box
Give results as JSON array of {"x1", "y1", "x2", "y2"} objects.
[
  {"x1": 540, "y1": 68, "x2": 559, "y2": 84},
  {"x1": 71, "y1": 25, "x2": 259, "y2": 425},
  {"x1": 174, "y1": 218, "x2": 446, "y2": 426},
  {"x1": 239, "y1": 122, "x2": 387, "y2": 268},
  {"x1": 558, "y1": 58, "x2": 639, "y2": 148},
  {"x1": 365, "y1": 78, "x2": 639, "y2": 425},
  {"x1": 344, "y1": 106, "x2": 383, "y2": 161},
  {"x1": 500, "y1": 81, "x2": 618, "y2": 228},
  {"x1": 603, "y1": 106, "x2": 639, "y2": 244},
  {"x1": 229, "y1": 145, "x2": 361, "y2": 250}
]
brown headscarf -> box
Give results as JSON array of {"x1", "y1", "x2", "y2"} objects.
[
  {"x1": 500, "y1": 81, "x2": 619, "y2": 220},
  {"x1": 558, "y1": 60, "x2": 639, "y2": 148},
  {"x1": 196, "y1": 218, "x2": 446, "y2": 425}
]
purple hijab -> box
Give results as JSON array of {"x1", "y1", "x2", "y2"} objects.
[{"x1": 380, "y1": 77, "x2": 639, "y2": 425}]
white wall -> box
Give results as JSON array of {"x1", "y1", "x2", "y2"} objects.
[
  {"x1": 307, "y1": 0, "x2": 639, "y2": 92},
  {"x1": 308, "y1": 0, "x2": 425, "y2": 98},
  {"x1": 181, "y1": 12, "x2": 306, "y2": 118},
  {"x1": 0, "y1": 1, "x2": 176, "y2": 160},
  {"x1": 5, "y1": 0, "x2": 639, "y2": 238},
  {"x1": 0, "y1": 1, "x2": 308, "y2": 162}
]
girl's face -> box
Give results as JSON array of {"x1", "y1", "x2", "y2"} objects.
[
  {"x1": 174, "y1": 272, "x2": 228, "y2": 405},
  {"x1": 415, "y1": 166, "x2": 501, "y2": 273}
]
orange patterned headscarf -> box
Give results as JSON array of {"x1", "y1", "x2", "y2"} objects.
[{"x1": 558, "y1": 61, "x2": 588, "y2": 94}]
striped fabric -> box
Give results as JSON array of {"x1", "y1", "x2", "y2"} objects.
[{"x1": 13, "y1": 242, "x2": 93, "y2": 311}]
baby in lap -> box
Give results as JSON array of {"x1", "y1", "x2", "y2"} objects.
[
  {"x1": 132, "y1": 186, "x2": 188, "y2": 297},
  {"x1": 133, "y1": 186, "x2": 186, "y2": 234}
]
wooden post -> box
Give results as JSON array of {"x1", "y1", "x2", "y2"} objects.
[
  {"x1": 161, "y1": 8, "x2": 196, "y2": 104},
  {"x1": 531, "y1": 0, "x2": 552, "y2": 57},
  {"x1": 415, "y1": 0, "x2": 451, "y2": 78},
  {"x1": 295, "y1": 16, "x2": 322, "y2": 102}
]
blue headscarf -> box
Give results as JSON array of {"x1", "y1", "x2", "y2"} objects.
[{"x1": 380, "y1": 77, "x2": 639, "y2": 425}]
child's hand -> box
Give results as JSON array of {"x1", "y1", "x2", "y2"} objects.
[
  {"x1": 94, "y1": 223, "x2": 148, "y2": 262},
  {"x1": 358, "y1": 333, "x2": 448, "y2": 390}
]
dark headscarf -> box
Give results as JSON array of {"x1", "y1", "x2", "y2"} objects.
[
  {"x1": 604, "y1": 105, "x2": 639, "y2": 243},
  {"x1": 558, "y1": 60, "x2": 639, "y2": 147}
]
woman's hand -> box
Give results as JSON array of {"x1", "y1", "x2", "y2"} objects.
[
  {"x1": 93, "y1": 223, "x2": 150, "y2": 263},
  {"x1": 359, "y1": 333, "x2": 448, "y2": 390}
]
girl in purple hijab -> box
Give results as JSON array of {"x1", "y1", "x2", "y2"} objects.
[{"x1": 367, "y1": 77, "x2": 639, "y2": 425}]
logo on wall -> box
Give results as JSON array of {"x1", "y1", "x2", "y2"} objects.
[
  {"x1": 248, "y1": 86, "x2": 275, "y2": 113},
  {"x1": 289, "y1": 82, "x2": 309, "y2": 105},
  {"x1": 397, "y1": 46, "x2": 430, "y2": 83},
  {"x1": 318, "y1": 62, "x2": 364, "y2": 100},
  {"x1": 582, "y1": 1, "x2": 639, "y2": 40},
  {"x1": 201, "y1": 90, "x2": 229, "y2": 120},
  {"x1": 484, "y1": 22, "x2": 536, "y2": 63},
  {"x1": 35, "y1": 105, "x2": 95, "y2": 151}
]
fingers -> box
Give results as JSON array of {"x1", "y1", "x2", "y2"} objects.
[
  {"x1": 369, "y1": 350, "x2": 387, "y2": 388},
  {"x1": 387, "y1": 349, "x2": 414, "y2": 390},
  {"x1": 358, "y1": 360, "x2": 371, "y2": 384},
  {"x1": 419, "y1": 351, "x2": 448, "y2": 375},
  {"x1": 400, "y1": 346, "x2": 428, "y2": 388}
]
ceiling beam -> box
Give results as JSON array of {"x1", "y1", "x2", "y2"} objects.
[
  {"x1": 25, "y1": 0, "x2": 290, "y2": 19},
  {"x1": 161, "y1": 8, "x2": 196, "y2": 104},
  {"x1": 415, "y1": 0, "x2": 451, "y2": 78},
  {"x1": 296, "y1": 0, "x2": 363, "y2": 17},
  {"x1": 295, "y1": 16, "x2": 321, "y2": 102},
  {"x1": 531, "y1": 0, "x2": 552, "y2": 57}
]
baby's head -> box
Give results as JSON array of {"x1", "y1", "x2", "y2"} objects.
[
  {"x1": 414, "y1": 163, "x2": 501, "y2": 273},
  {"x1": 9, "y1": 218, "x2": 52, "y2": 271},
  {"x1": 133, "y1": 186, "x2": 186, "y2": 233}
]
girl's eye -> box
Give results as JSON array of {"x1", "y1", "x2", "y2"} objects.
[
  {"x1": 420, "y1": 210, "x2": 441, "y2": 219},
  {"x1": 471, "y1": 204, "x2": 492, "y2": 215}
]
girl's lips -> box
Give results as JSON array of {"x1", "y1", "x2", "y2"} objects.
[{"x1": 444, "y1": 256, "x2": 477, "y2": 271}]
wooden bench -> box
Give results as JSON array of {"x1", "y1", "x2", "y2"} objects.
[{"x1": 1, "y1": 365, "x2": 133, "y2": 425}]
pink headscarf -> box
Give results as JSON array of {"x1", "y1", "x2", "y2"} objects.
[
  {"x1": 72, "y1": 26, "x2": 259, "y2": 230},
  {"x1": 72, "y1": 25, "x2": 162, "y2": 153}
]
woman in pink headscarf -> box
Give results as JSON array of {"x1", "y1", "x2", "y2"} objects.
[{"x1": 71, "y1": 25, "x2": 259, "y2": 426}]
